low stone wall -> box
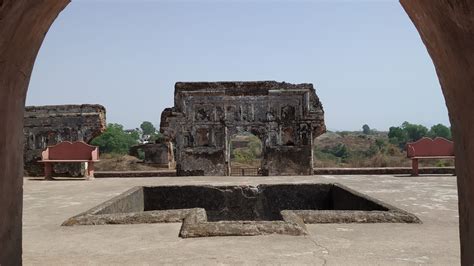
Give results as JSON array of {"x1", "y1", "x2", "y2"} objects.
[
  {"x1": 93, "y1": 167, "x2": 454, "y2": 178},
  {"x1": 95, "y1": 170, "x2": 176, "y2": 178},
  {"x1": 313, "y1": 167, "x2": 455, "y2": 175}
]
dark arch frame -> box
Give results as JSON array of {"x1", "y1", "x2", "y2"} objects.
[{"x1": 0, "y1": 1, "x2": 473, "y2": 264}]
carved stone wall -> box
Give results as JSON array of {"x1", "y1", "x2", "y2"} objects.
[
  {"x1": 23, "y1": 104, "x2": 106, "y2": 176},
  {"x1": 160, "y1": 81, "x2": 326, "y2": 176}
]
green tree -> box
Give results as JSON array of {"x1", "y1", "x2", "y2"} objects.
[
  {"x1": 388, "y1": 122, "x2": 429, "y2": 148},
  {"x1": 129, "y1": 130, "x2": 140, "y2": 141},
  {"x1": 362, "y1": 124, "x2": 371, "y2": 135},
  {"x1": 140, "y1": 121, "x2": 156, "y2": 135},
  {"x1": 388, "y1": 126, "x2": 407, "y2": 147},
  {"x1": 402, "y1": 121, "x2": 428, "y2": 142},
  {"x1": 90, "y1": 123, "x2": 139, "y2": 154},
  {"x1": 323, "y1": 144, "x2": 349, "y2": 159},
  {"x1": 149, "y1": 132, "x2": 165, "y2": 142},
  {"x1": 428, "y1": 123, "x2": 452, "y2": 140}
]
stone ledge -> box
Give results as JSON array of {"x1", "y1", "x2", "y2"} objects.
[
  {"x1": 93, "y1": 167, "x2": 455, "y2": 178},
  {"x1": 313, "y1": 167, "x2": 455, "y2": 175},
  {"x1": 95, "y1": 170, "x2": 176, "y2": 178},
  {"x1": 179, "y1": 208, "x2": 308, "y2": 238}
]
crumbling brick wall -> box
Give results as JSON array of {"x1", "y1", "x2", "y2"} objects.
[
  {"x1": 23, "y1": 104, "x2": 106, "y2": 176},
  {"x1": 160, "y1": 81, "x2": 326, "y2": 176}
]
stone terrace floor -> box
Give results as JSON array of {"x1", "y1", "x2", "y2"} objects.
[{"x1": 23, "y1": 175, "x2": 459, "y2": 265}]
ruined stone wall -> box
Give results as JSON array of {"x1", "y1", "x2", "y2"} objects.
[
  {"x1": 264, "y1": 146, "x2": 313, "y2": 176},
  {"x1": 160, "y1": 81, "x2": 326, "y2": 176},
  {"x1": 23, "y1": 104, "x2": 106, "y2": 176},
  {"x1": 129, "y1": 142, "x2": 176, "y2": 168}
]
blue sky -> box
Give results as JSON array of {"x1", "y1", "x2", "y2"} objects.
[{"x1": 28, "y1": 0, "x2": 449, "y2": 131}]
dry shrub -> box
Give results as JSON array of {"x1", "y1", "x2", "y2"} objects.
[{"x1": 95, "y1": 154, "x2": 166, "y2": 171}]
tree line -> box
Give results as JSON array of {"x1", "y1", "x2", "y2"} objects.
[
  {"x1": 314, "y1": 122, "x2": 452, "y2": 167},
  {"x1": 362, "y1": 122, "x2": 452, "y2": 148},
  {"x1": 90, "y1": 121, "x2": 163, "y2": 154},
  {"x1": 387, "y1": 122, "x2": 451, "y2": 148}
]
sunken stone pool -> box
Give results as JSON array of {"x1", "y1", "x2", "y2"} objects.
[{"x1": 62, "y1": 184, "x2": 421, "y2": 237}]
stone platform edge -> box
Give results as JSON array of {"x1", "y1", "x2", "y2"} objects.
[
  {"x1": 93, "y1": 167, "x2": 455, "y2": 178},
  {"x1": 313, "y1": 167, "x2": 455, "y2": 175},
  {"x1": 95, "y1": 170, "x2": 176, "y2": 178}
]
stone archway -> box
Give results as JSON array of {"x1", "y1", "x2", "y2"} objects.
[
  {"x1": 0, "y1": 1, "x2": 70, "y2": 264},
  {"x1": 159, "y1": 81, "x2": 325, "y2": 177},
  {"x1": 400, "y1": 2, "x2": 474, "y2": 263},
  {"x1": 0, "y1": 1, "x2": 473, "y2": 264}
]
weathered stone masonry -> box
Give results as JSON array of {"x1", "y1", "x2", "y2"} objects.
[
  {"x1": 129, "y1": 142, "x2": 176, "y2": 169},
  {"x1": 23, "y1": 104, "x2": 106, "y2": 176},
  {"x1": 160, "y1": 81, "x2": 326, "y2": 176}
]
